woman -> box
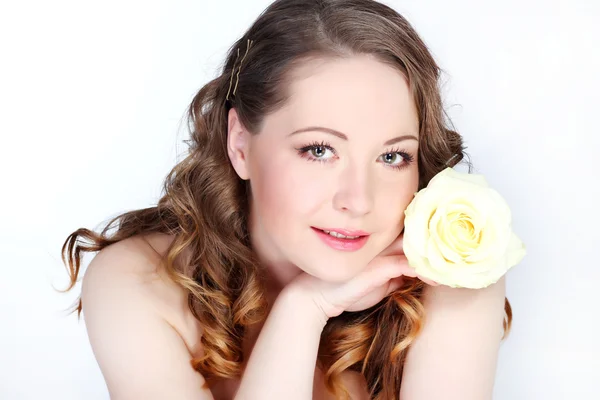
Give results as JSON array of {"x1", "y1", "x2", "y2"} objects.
[{"x1": 62, "y1": 0, "x2": 511, "y2": 398}]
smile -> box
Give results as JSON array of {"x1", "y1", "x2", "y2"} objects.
[
  {"x1": 311, "y1": 227, "x2": 370, "y2": 251},
  {"x1": 321, "y1": 230, "x2": 360, "y2": 239}
]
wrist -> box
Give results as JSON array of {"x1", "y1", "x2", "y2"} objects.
[{"x1": 279, "y1": 284, "x2": 329, "y2": 330}]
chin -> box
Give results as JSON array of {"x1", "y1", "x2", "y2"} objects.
[{"x1": 298, "y1": 258, "x2": 368, "y2": 283}]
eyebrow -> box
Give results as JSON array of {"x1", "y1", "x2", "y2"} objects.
[{"x1": 288, "y1": 126, "x2": 418, "y2": 145}]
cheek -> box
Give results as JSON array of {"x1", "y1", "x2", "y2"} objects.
[
  {"x1": 249, "y1": 157, "x2": 329, "y2": 226},
  {"x1": 377, "y1": 172, "x2": 419, "y2": 227}
]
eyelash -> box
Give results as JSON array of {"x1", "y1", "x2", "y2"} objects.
[{"x1": 295, "y1": 140, "x2": 415, "y2": 170}]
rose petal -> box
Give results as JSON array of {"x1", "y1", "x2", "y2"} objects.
[{"x1": 402, "y1": 167, "x2": 526, "y2": 289}]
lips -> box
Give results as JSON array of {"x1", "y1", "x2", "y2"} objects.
[
  {"x1": 311, "y1": 227, "x2": 370, "y2": 251},
  {"x1": 315, "y1": 227, "x2": 370, "y2": 237}
]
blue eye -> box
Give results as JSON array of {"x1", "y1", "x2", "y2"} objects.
[
  {"x1": 309, "y1": 145, "x2": 334, "y2": 159},
  {"x1": 378, "y1": 149, "x2": 415, "y2": 170},
  {"x1": 381, "y1": 153, "x2": 403, "y2": 165},
  {"x1": 296, "y1": 141, "x2": 337, "y2": 162}
]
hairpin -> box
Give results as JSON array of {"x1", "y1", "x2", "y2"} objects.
[{"x1": 226, "y1": 39, "x2": 254, "y2": 101}]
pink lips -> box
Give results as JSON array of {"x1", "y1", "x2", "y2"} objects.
[{"x1": 311, "y1": 227, "x2": 370, "y2": 251}]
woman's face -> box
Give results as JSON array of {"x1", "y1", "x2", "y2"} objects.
[{"x1": 227, "y1": 54, "x2": 420, "y2": 283}]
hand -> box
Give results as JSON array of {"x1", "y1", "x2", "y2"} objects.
[{"x1": 287, "y1": 233, "x2": 438, "y2": 321}]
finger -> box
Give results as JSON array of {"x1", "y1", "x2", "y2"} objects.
[
  {"x1": 347, "y1": 255, "x2": 414, "y2": 295},
  {"x1": 381, "y1": 255, "x2": 417, "y2": 278},
  {"x1": 385, "y1": 276, "x2": 405, "y2": 296}
]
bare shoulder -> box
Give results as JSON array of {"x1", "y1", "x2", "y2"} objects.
[
  {"x1": 81, "y1": 233, "x2": 211, "y2": 400},
  {"x1": 399, "y1": 278, "x2": 507, "y2": 400},
  {"x1": 83, "y1": 231, "x2": 174, "y2": 281},
  {"x1": 82, "y1": 233, "x2": 203, "y2": 350}
]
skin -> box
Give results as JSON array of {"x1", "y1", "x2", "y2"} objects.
[
  {"x1": 228, "y1": 54, "x2": 420, "y2": 290},
  {"x1": 81, "y1": 54, "x2": 506, "y2": 400}
]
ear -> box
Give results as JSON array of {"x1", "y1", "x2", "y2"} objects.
[{"x1": 226, "y1": 108, "x2": 251, "y2": 180}]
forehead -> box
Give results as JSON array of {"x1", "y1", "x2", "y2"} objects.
[{"x1": 271, "y1": 54, "x2": 419, "y2": 138}]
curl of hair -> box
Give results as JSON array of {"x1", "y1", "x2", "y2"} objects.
[{"x1": 60, "y1": 0, "x2": 512, "y2": 397}]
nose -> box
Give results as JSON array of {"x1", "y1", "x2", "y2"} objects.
[{"x1": 332, "y1": 163, "x2": 374, "y2": 216}]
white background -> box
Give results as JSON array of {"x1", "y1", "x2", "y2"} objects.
[{"x1": 1, "y1": 0, "x2": 598, "y2": 399}]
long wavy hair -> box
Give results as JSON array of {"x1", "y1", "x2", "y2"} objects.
[{"x1": 61, "y1": 0, "x2": 512, "y2": 398}]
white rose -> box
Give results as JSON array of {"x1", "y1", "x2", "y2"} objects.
[{"x1": 403, "y1": 167, "x2": 526, "y2": 289}]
